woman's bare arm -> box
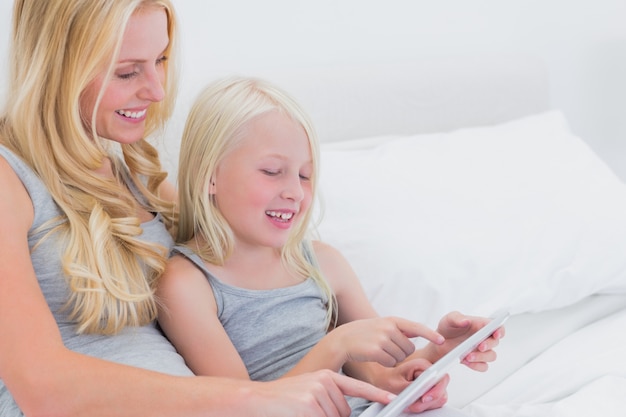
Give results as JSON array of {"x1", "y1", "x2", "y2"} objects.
[{"x1": 0, "y1": 157, "x2": 392, "y2": 417}]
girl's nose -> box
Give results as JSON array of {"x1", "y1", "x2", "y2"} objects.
[{"x1": 281, "y1": 176, "x2": 305, "y2": 202}]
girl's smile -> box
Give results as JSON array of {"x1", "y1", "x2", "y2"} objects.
[{"x1": 265, "y1": 210, "x2": 296, "y2": 229}]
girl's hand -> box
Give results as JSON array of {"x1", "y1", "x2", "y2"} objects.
[
  {"x1": 329, "y1": 317, "x2": 444, "y2": 367},
  {"x1": 431, "y1": 311, "x2": 506, "y2": 371},
  {"x1": 380, "y1": 359, "x2": 450, "y2": 414}
]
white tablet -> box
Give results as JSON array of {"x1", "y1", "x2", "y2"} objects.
[{"x1": 360, "y1": 310, "x2": 510, "y2": 417}]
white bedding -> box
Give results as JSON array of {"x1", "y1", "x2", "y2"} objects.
[
  {"x1": 316, "y1": 111, "x2": 626, "y2": 327},
  {"x1": 313, "y1": 110, "x2": 626, "y2": 416},
  {"x1": 470, "y1": 376, "x2": 626, "y2": 417},
  {"x1": 464, "y1": 306, "x2": 626, "y2": 417},
  {"x1": 443, "y1": 294, "x2": 626, "y2": 407}
]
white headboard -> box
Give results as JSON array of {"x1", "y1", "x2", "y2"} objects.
[
  {"x1": 159, "y1": 53, "x2": 551, "y2": 179},
  {"x1": 260, "y1": 54, "x2": 551, "y2": 143}
]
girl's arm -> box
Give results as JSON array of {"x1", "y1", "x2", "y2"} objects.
[
  {"x1": 0, "y1": 158, "x2": 393, "y2": 417},
  {"x1": 282, "y1": 241, "x2": 444, "y2": 378},
  {"x1": 313, "y1": 241, "x2": 502, "y2": 379},
  {"x1": 306, "y1": 240, "x2": 503, "y2": 413},
  {"x1": 156, "y1": 254, "x2": 249, "y2": 379}
]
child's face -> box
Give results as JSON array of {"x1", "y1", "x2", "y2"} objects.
[
  {"x1": 214, "y1": 110, "x2": 313, "y2": 251},
  {"x1": 80, "y1": 6, "x2": 169, "y2": 144}
]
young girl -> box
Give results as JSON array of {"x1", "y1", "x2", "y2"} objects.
[
  {"x1": 0, "y1": 2, "x2": 393, "y2": 416},
  {"x1": 157, "y1": 77, "x2": 504, "y2": 415}
]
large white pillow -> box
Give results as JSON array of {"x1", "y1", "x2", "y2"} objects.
[{"x1": 315, "y1": 110, "x2": 626, "y2": 328}]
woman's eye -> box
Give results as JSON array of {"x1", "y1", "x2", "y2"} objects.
[
  {"x1": 116, "y1": 65, "x2": 139, "y2": 80},
  {"x1": 117, "y1": 71, "x2": 138, "y2": 80}
]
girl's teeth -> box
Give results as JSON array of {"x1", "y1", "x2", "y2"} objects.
[{"x1": 266, "y1": 211, "x2": 293, "y2": 220}]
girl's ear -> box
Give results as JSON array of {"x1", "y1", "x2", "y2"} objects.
[{"x1": 208, "y1": 179, "x2": 217, "y2": 195}]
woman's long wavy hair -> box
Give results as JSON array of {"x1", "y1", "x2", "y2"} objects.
[
  {"x1": 0, "y1": 0, "x2": 178, "y2": 335},
  {"x1": 177, "y1": 77, "x2": 337, "y2": 327}
]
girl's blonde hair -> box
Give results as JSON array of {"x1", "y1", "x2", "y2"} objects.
[
  {"x1": 177, "y1": 77, "x2": 337, "y2": 326},
  {"x1": 0, "y1": 0, "x2": 179, "y2": 334}
]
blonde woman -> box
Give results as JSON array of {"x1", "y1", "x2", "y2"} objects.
[
  {"x1": 157, "y1": 77, "x2": 505, "y2": 416},
  {"x1": 0, "y1": 1, "x2": 395, "y2": 416}
]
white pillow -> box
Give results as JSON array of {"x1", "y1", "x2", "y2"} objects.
[{"x1": 315, "y1": 110, "x2": 626, "y2": 328}]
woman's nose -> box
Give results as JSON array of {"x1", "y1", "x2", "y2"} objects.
[{"x1": 140, "y1": 68, "x2": 165, "y2": 102}]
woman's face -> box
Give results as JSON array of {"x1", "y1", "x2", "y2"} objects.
[{"x1": 80, "y1": 6, "x2": 169, "y2": 144}]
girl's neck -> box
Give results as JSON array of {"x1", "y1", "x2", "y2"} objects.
[{"x1": 205, "y1": 244, "x2": 303, "y2": 290}]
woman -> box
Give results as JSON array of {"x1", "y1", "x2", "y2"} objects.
[{"x1": 0, "y1": 1, "x2": 392, "y2": 416}]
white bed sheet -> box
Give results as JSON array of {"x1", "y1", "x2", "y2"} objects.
[
  {"x1": 314, "y1": 109, "x2": 626, "y2": 415},
  {"x1": 467, "y1": 375, "x2": 626, "y2": 417},
  {"x1": 445, "y1": 294, "x2": 626, "y2": 409},
  {"x1": 461, "y1": 302, "x2": 626, "y2": 417},
  {"x1": 357, "y1": 298, "x2": 626, "y2": 417}
]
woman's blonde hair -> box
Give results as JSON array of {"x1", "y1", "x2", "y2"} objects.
[
  {"x1": 177, "y1": 77, "x2": 337, "y2": 326},
  {"x1": 0, "y1": 0, "x2": 179, "y2": 334}
]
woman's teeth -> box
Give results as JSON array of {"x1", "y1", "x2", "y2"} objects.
[{"x1": 116, "y1": 109, "x2": 147, "y2": 119}]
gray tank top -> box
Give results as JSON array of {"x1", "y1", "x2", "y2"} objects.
[
  {"x1": 0, "y1": 146, "x2": 193, "y2": 416},
  {"x1": 173, "y1": 245, "x2": 371, "y2": 416},
  {"x1": 172, "y1": 245, "x2": 329, "y2": 381}
]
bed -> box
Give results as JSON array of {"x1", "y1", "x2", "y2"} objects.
[{"x1": 158, "y1": 53, "x2": 626, "y2": 416}]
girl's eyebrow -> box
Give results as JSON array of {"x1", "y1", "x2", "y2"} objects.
[
  {"x1": 262, "y1": 153, "x2": 289, "y2": 160},
  {"x1": 260, "y1": 154, "x2": 313, "y2": 166}
]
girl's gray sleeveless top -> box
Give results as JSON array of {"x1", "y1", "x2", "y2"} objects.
[
  {"x1": 172, "y1": 246, "x2": 371, "y2": 416},
  {"x1": 173, "y1": 244, "x2": 329, "y2": 381},
  {"x1": 0, "y1": 146, "x2": 193, "y2": 416}
]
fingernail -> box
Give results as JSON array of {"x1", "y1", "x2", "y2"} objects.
[{"x1": 422, "y1": 395, "x2": 433, "y2": 403}]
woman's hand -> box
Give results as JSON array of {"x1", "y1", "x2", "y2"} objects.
[{"x1": 253, "y1": 370, "x2": 395, "y2": 417}]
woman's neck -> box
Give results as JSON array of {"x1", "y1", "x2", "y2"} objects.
[{"x1": 94, "y1": 156, "x2": 115, "y2": 178}]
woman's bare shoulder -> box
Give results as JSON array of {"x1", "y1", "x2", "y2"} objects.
[{"x1": 0, "y1": 154, "x2": 34, "y2": 231}]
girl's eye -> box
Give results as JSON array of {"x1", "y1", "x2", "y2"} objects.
[
  {"x1": 262, "y1": 169, "x2": 280, "y2": 176},
  {"x1": 156, "y1": 55, "x2": 168, "y2": 66},
  {"x1": 299, "y1": 174, "x2": 311, "y2": 181}
]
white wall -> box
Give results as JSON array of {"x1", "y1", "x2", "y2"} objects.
[{"x1": 1, "y1": 0, "x2": 625, "y2": 180}]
